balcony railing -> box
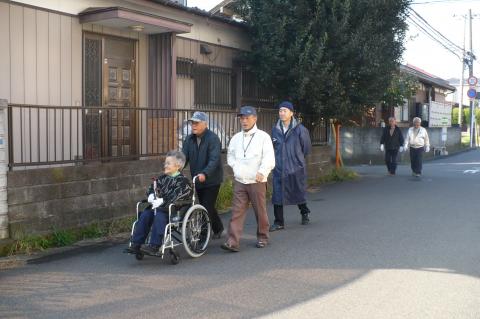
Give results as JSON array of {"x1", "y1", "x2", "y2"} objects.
[{"x1": 7, "y1": 104, "x2": 328, "y2": 169}]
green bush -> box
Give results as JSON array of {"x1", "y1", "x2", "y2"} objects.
[
  {"x1": 452, "y1": 108, "x2": 459, "y2": 125},
  {"x1": 215, "y1": 178, "x2": 233, "y2": 212},
  {"x1": 309, "y1": 167, "x2": 359, "y2": 185}
]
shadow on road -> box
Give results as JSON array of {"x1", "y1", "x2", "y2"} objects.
[{"x1": 1, "y1": 151, "x2": 479, "y2": 318}]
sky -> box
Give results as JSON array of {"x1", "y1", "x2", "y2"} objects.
[{"x1": 187, "y1": 0, "x2": 480, "y2": 81}]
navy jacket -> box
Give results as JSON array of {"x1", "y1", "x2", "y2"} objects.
[
  {"x1": 182, "y1": 129, "x2": 223, "y2": 189},
  {"x1": 271, "y1": 118, "x2": 312, "y2": 205}
]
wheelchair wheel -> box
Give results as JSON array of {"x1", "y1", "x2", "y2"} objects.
[
  {"x1": 169, "y1": 249, "x2": 180, "y2": 265},
  {"x1": 135, "y1": 252, "x2": 144, "y2": 261},
  {"x1": 181, "y1": 204, "x2": 211, "y2": 258}
]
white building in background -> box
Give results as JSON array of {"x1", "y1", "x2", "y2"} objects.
[{"x1": 446, "y1": 78, "x2": 471, "y2": 107}]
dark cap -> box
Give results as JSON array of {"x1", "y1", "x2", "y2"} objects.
[
  {"x1": 278, "y1": 101, "x2": 294, "y2": 111},
  {"x1": 237, "y1": 106, "x2": 257, "y2": 117},
  {"x1": 188, "y1": 111, "x2": 208, "y2": 122}
]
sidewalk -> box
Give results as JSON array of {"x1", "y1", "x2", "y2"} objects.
[{"x1": 0, "y1": 233, "x2": 129, "y2": 270}]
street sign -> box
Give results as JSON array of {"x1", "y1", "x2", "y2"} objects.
[
  {"x1": 467, "y1": 76, "x2": 478, "y2": 86},
  {"x1": 467, "y1": 88, "x2": 477, "y2": 99}
]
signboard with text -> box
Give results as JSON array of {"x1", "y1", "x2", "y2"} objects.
[{"x1": 429, "y1": 101, "x2": 452, "y2": 127}]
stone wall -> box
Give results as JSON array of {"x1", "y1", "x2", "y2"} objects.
[
  {"x1": 334, "y1": 127, "x2": 464, "y2": 165},
  {"x1": 7, "y1": 145, "x2": 332, "y2": 239}
]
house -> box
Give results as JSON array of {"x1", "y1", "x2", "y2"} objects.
[
  {"x1": 376, "y1": 64, "x2": 456, "y2": 127},
  {"x1": 0, "y1": 0, "x2": 277, "y2": 239},
  {"x1": 0, "y1": 0, "x2": 329, "y2": 240},
  {"x1": 0, "y1": 0, "x2": 279, "y2": 167}
]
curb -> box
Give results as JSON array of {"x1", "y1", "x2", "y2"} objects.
[{"x1": 0, "y1": 233, "x2": 130, "y2": 270}]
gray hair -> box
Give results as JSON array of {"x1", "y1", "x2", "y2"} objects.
[
  {"x1": 388, "y1": 117, "x2": 396, "y2": 121},
  {"x1": 166, "y1": 150, "x2": 186, "y2": 169},
  {"x1": 413, "y1": 117, "x2": 422, "y2": 124}
]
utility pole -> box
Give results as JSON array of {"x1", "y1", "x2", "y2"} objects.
[
  {"x1": 459, "y1": 14, "x2": 467, "y2": 126},
  {"x1": 468, "y1": 9, "x2": 476, "y2": 147}
]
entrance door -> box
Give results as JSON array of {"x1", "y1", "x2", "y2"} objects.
[
  {"x1": 103, "y1": 37, "x2": 136, "y2": 157},
  {"x1": 83, "y1": 33, "x2": 136, "y2": 160}
]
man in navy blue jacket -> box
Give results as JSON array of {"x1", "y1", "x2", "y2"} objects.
[
  {"x1": 182, "y1": 112, "x2": 224, "y2": 238},
  {"x1": 270, "y1": 101, "x2": 312, "y2": 231}
]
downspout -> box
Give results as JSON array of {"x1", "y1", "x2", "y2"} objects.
[{"x1": 0, "y1": 99, "x2": 9, "y2": 239}]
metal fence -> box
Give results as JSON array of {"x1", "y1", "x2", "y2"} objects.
[{"x1": 7, "y1": 104, "x2": 328, "y2": 168}]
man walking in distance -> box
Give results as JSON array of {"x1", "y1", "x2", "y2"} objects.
[
  {"x1": 269, "y1": 101, "x2": 312, "y2": 232},
  {"x1": 182, "y1": 111, "x2": 224, "y2": 239},
  {"x1": 404, "y1": 117, "x2": 430, "y2": 177},
  {"x1": 221, "y1": 106, "x2": 275, "y2": 252},
  {"x1": 380, "y1": 117, "x2": 405, "y2": 176}
]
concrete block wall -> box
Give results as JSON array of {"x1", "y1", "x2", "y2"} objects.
[
  {"x1": 335, "y1": 127, "x2": 463, "y2": 165},
  {"x1": 7, "y1": 145, "x2": 332, "y2": 239},
  {"x1": 7, "y1": 160, "x2": 164, "y2": 239}
]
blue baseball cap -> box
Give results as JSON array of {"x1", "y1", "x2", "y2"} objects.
[
  {"x1": 188, "y1": 111, "x2": 208, "y2": 122},
  {"x1": 278, "y1": 101, "x2": 294, "y2": 111},
  {"x1": 237, "y1": 106, "x2": 257, "y2": 117}
]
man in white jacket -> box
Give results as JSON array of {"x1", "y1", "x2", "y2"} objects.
[
  {"x1": 221, "y1": 106, "x2": 275, "y2": 252},
  {"x1": 404, "y1": 117, "x2": 430, "y2": 177}
]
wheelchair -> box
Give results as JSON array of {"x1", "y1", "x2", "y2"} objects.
[{"x1": 124, "y1": 176, "x2": 211, "y2": 264}]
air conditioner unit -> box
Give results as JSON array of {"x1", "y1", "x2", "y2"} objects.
[{"x1": 200, "y1": 43, "x2": 212, "y2": 55}]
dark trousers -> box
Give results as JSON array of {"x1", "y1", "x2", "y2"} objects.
[
  {"x1": 410, "y1": 147, "x2": 424, "y2": 174},
  {"x1": 273, "y1": 203, "x2": 310, "y2": 226},
  {"x1": 131, "y1": 208, "x2": 168, "y2": 247},
  {"x1": 385, "y1": 149, "x2": 399, "y2": 174},
  {"x1": 197, "y1": 185, "x2": 224, "y2": 234}
]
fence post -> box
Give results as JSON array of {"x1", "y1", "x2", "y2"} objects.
[{"x1": 0, "y1": 99, "x2": 8, "y2": 239}]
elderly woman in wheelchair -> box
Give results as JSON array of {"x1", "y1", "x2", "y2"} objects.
[{"x1": 124, "y1": 150, "x2": 212, "y2": 264}]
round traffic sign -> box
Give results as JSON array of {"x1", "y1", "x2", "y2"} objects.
[
  {"x1": 467, "y1": 76, "x2": 478, "y2": 86},
  {"x1": 467, "y1": 88, "x2": 477, "y2": 98}
]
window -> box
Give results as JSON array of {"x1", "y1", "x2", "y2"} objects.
[
  {"x1": 176, "y1": 57, "x2": 195, "y2": 78},
  {"x1": 194, "y1": 64, "x2": 235, "y2": 109}
]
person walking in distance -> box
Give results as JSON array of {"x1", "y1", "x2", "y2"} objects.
[
  {"x1": 269, "y1": 101, "x2": 312, "y2": 232},
  {"x1": 221, "y1": 106, "x2": 275, "y2": 252},
  {"x1": 404, "y1": 117, "x2": 430, "y2": 177},
  {"x1": 380, "y1": 117, "x2": 405, "y2": 176}
]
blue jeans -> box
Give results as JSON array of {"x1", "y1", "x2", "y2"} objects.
[{"x1": 131, "y1": 208, "x2": 169, "y2": 247}]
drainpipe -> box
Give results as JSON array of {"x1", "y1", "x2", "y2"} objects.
[{"x1": 0, "y1": 99, "x2": 8, "y2": 239}]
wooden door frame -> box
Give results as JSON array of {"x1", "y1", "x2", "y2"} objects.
[{"x1": 83, "y1": 32, "x2": 138, "y2": 159}]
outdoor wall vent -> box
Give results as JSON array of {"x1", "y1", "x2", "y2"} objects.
[{"x1": 200, "y1": 43, "x2": 212, "y2": 55}]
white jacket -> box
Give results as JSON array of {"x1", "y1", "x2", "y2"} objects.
[
  {"x1": 227, "y1": 125, "x2": 275, "y2": 184},
  {"x1": 405, "y1": 126, "x2": 430, "y2": 149}
]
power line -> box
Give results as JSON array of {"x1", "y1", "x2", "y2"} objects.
[
  {"x1": 409, "y1": 8, "x2": 464, "y2": 52},
  {"x1": 412, "y1": 0, "x2": 480, "y2": 5},
  {"x1": 406, "y1": 11, "x2": 464, "y2": 59}
]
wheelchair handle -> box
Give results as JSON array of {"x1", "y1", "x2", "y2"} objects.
[{"x1": 192, "y1": 175, "x2": 199, "y2": 204}]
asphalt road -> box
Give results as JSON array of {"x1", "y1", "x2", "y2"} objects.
[{"x1": 1, "y1": 150, "x2": 480, "y2": 319}]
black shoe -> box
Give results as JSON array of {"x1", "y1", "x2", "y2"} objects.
[
  {"x1": 301, "y1": 213, "x2": 310, "y2": 225},
  {"x1": 269, "y1": 223, "x2": 285, "y2": 232},
  {"x1": 221, "y1": 242, "x2": 240, "y2": 252},
  {"x1": 212, "y1": 230, "x2": 224, "y2": 240},
  {"x1": 141, "y1": 245, "x2": 161, "y2": 256},
  {"x1": 124, "y1": 243, "x2": 141, "y2": 254}
]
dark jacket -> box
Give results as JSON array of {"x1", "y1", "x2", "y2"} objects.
[
  {"x1": 182, "y1": 129, "x2": 223, "y2": 189},
  {"x1": 146, "y1": 173, "x2": 193, "y2": 208},
  {"x1": 271, "y1": 118, "x2": 312, "y2": 205},
  {"x1": 380, "y1": 126, "x2": 405, "y2": 150}
]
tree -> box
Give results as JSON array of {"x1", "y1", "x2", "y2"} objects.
[
  {"x1": 382, "y1": 71, "x2": 419, "y2": 109},
  {"x1": 236, "y1": 0, "x2": 411, "y2": 123}
]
